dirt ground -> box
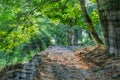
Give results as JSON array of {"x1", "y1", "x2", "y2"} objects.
[{"x1": 0, "y1": 46, "x2": 120, "y2": 80}]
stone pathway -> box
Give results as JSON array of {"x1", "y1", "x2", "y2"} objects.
[
  {"x1": 1, "y1": 53, "x2": 42, "y2": 80},
  {"x1": 2, "y1": 46, "x2": 119, "y2": 80},
  {"x1": 1, "y1": 46, "x2": 91, "y2": 80},
  {"x1": 36, "y1": 46, "x2": 92, "y2": 80}
]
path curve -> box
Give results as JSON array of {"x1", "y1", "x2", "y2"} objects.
[{"x1": 1, "y1": 46, "x2": 92, "y2": 80}]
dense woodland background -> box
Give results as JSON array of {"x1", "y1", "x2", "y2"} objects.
[{"x1": 0, "y1": 0, "x2": 119, "y2": 70}]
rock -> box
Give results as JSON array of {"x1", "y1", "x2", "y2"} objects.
[{"x1": 1, "y1": 46, "x2": 119, "y2": 80}]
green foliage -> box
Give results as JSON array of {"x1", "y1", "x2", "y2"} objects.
[
  {"x1": 0, "y1": 0, "x2": 48, "y2": 69},
  {"x1": 0, "y1": 0, "x2": 40, "y2": 52},
  {"x1": 41, "y1": 0, "x2": 82, "y2": 26},
  {"x1": 90, "y1": 0, "x2": 96, "y2": 3},
  {"x1": 0, "y1": 0, "x2": 104, "y2": 70}
]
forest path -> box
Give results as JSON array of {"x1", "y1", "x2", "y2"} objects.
[
  {"x1": 1, "y1": 46, "x2": 92, "y2": 80},
  {"x1": 1, "y1": 46, "x2": 120, "y2": 80},
  {"x1": 36, "y1": 46, "x2": 92, "y2": 80}
]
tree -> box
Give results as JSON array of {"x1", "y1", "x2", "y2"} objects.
[
  {"x1": 40, "y1": 0, "x2": 83, "y2": 46},
  {"x1": 0, "y1": 0, "x2": 50, "y2": 52},
  {"x1": 96, "y1": 0, "x2": 109, "y2": 51},
  {"x1": 96, "y1": 0, "x2": 120, "y2": 56},
  {"x1": 79, "y1": 0, "x2": 103, "y2": 45}
]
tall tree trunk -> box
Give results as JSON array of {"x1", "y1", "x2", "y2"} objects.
[
  {"x1": 96, "y1": 0, "x2": 109, "y2": 50},
  {"x1": 79, "y1": 0, "x2": 103, "y2": 45},
  {"x1": 97, "y1": 0, "x2": 120, "y2": 56},
  {"x1": 67, "y1": 25, "x2": 72, "y2": 46},
  {"x1": 106, "y1": 0, "x2": 120, "y2": 55},
  {"x1": 73, "y1": 28, "x2": 79, "y2": 45},
  {"x1": 67, "y1": 18, "x2": 74, "y2": 46},
  {"x1": 67, "y1": 30, "x2": 72, "y2": 46}
]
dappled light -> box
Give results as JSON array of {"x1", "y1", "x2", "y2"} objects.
[{"x1": 0, "y1": 0, "x2": 120, "y2": 80}]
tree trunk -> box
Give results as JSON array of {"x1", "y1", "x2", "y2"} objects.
[
  {"x1": 96, "y1": 0, "x2": 109, "y2": 51},
  {"x1": 67, "y1": 25, "x2": 72, "y2": 46},
  {"x1": 79, "y1": 0, "x2": 103, "y2": 45},
  {"x1": 73, "y1": 28, "x2": 79, "y2": 45},
  {"x1": 107, "y1": 1, "x2": 120, "y2": 55},
  {"x1": 67, "y1": 18, "x2": 74, "y2": 46},
  {"x1": 107, "y1": 13, "x2": 120, "y2": 55},
  {"x1": 97, "y1": 0, "x2": 120, "y2": 56},
  {"x1": 67, "y1": 31, "x2": 72, "y2": 46}
]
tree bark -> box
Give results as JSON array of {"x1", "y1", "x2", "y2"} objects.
[
  {"x1": 73, "y1": 28, "x2": 79, "y2": 45},
  {"x1": 67, "y1": 27, "x2": 72, "y2": 46},
  {"x1": 96, "y1": 0, "x2": 109, "y2": 50},
  {"x1": 107, "y1": 6, "x2": 120, "y2": 55},
  {"x1": 97, "y1": 0, "x2": 120, "y2": 56},
  {"x1": 79, "y1": 0, "x2": 103, "y2": 45}
]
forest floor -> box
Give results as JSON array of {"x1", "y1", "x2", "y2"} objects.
[{"x1": 0, "y1": 45, "x2": 120, "y2": 80}]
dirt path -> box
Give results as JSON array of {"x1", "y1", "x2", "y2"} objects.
[
  {"x1": 36, "y1": 46, "x2": 92, "y2": 80},
  {"x1": 1, "y1": 46, "x2": 120, "y2": 80},
  {"x1": 1, "y1": 46, "x2": 91, "y2": 80}
]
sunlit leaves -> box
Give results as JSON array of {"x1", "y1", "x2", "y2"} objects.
[
  {"x1": 90, "y1": 0, "x2": 96, "y2": 3},
  {"x1": 41, "y1": 0, "x2": 82, "y2": 25},
  {"x1": 0, "y1": 0, "x2": 41, "y2": 52},
  {"x1": 91, "y1": 9, "x2": 99, "y2": 24},
  {"x1": 0, "y1": 0, "x2": 102, "y2": 52}
]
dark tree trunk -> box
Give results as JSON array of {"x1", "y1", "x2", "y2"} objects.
[
  {"x1": 67, "y1": 30, "x2": 72, "y2": 46},
  {"x1": 73, "y1": 28, "x2": 79, "y2": 45},
  {"x1": 67, "y1": 18, "x2": 74, "y2": 46},
  {"x1": 96, "y1": 0, "x2": 109, "y2": 50},
  {"x1": 97, "y1": 0, "x2": 120, "y2": 56},
  {"x1": 79, "y1": 0, "x2": 103, "y2": 45},
  {"x1": 107, "y1": 0, "x2": 120, "y2": 55},
  {"x1": 67, "y1": 25, "x2": 72, "y2": 46}
]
